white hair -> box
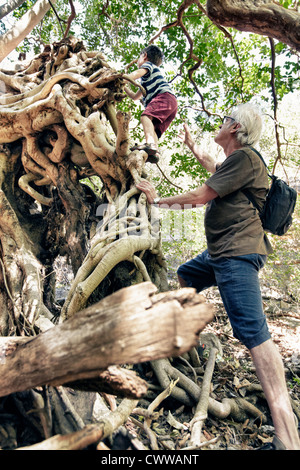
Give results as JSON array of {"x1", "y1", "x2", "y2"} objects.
[{"x1": 231, "y1": 103, "x2": 263, "y2": 146}]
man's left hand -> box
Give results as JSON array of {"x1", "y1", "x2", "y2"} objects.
[{"x1": 136, "y1": 180, "x2": 158, "y2": 204}]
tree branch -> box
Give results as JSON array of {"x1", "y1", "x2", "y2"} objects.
[
  {"x1": 63, "y1": 0, "x2": 76, "y2": 39},
  {"x1": 0, "y1": 0, "x2": 57, "y2": 63},
  {"x1": 0, "y1": 0, "x2": 26, "y2": 20},
  {"x1": 269, "y1": 37, "x2": 282, "y2": 174},
  {"x1": 206, "y1": 0, "x2": 300, "y2": 52}
]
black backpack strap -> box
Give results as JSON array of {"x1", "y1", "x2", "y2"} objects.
[{"x1": 243, "y1": 188, "x2": 261, "y2": 212}]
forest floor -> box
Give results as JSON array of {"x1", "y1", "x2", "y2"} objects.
[{"x1": 114, "y1": 284, "x2": 300, "y2": 451}]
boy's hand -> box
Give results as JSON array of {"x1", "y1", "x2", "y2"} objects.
[{"x1": 136, "y1": 179, "x2": 158, "y2": 204}]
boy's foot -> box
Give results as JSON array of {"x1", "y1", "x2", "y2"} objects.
[{"x1": 130, "y1": 143, "x2": 160, "y2": 163}]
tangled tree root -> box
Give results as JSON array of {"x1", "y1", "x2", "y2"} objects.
[
  {"x1": 149, "y1": 333, "x2": 266, "y2": 449},
  {"x1": 151, "y1": 356, "x2": 265, "y2": 422},
  {"x1": 61, "y1": 190, "x2": 166, "y2": 320}
]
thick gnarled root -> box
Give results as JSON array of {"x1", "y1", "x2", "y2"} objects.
[{"x1": 61, "y1": 190, "x2": 166, "y2": 320}]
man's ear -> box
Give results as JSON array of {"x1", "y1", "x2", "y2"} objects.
[{"x1": 230, "y1": 122, "x2": 241, "y2": 134}]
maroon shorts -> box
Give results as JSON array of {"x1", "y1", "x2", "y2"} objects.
[{"x1": 142, "y1": 92, "x2": 178, "y2": 138}]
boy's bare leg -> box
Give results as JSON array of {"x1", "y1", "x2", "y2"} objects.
[
  {"x1": 141, "y1": 114, "x2": 158, "y2": 148},
  {"x1": 250, "y1": 338, "x2": 300, "y2": 449}
]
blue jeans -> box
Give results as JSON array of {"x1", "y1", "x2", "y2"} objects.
[{"x1": 177, "y1": 250, "x2": 271, "y2": 349}]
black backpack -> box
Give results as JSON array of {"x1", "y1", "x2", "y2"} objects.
[{"x1": 243, "y1": 148, "x2": 297, "y2": 236}]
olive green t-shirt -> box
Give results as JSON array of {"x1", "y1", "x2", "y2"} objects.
[{"x1": 204, "y1": 147, "x2": 273, "y2": 258}]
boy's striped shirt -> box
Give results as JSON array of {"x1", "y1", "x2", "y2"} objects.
[{"x1": 140, "y1": 61, "x2": 175, "y2": 107}]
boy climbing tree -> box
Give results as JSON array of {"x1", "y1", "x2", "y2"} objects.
[{"x1": 124, "y1": 45, "x2": 178, "y2": 163}]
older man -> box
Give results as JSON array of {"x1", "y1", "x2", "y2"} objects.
[{"x1": 136, "y1": 103, "x2": 299, "y2": 450}]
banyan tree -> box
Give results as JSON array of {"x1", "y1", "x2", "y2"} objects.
[
  {"x1": 0, "y1": 35, "x2": 214, "y2": 420},
  {"x1": 0, "y1": 36, "x2": 170, "y2": 331}
]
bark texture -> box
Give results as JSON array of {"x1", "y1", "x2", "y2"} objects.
[
  {"x1": 206, "y1": 0, "x2": 300, "y2": 51},
  {"x1": 0, "y1": 282, "x2": 214, "y2": 397}
]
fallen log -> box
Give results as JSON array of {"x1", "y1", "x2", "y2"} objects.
[
  {"x1": 64, "y1": 366, "x2": 148, "y2": 398},
  {"x1": 0, "y1": 282, "x2": 214, "y2": 398}
]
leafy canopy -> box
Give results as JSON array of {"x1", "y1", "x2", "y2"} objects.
[{"x1": 2, "y1": 0, "x2": 299, "y2": 188}]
